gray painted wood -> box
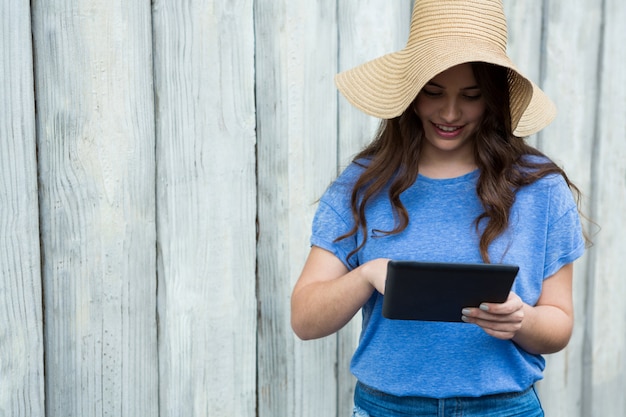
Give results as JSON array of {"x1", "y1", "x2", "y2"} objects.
[
  {"x1": 31, "y1": 1, "x2": 158, "y2": 415},
  {"x1": 255, "y1": 1, "x2": 339, "y2": 415},
  {"x1": 152, "y1": 0, "x2": 257, "y2": 416},
  {"x1": 0, "y1": 1, "x2": 622, "y2": 416},
  {"x1": 0, "y1": 1, "x2": 45, "y2": 416},
  {"x1": 503, "y1": 0, "x2": 544, "y2": 149},
  {"x1": 336, "y1": 1, "x2": 412, "y2": 414},
  {"x1": 583, "y1": 0, "x2": 626, "y2": 415},
  {"x1": 534, "y1": 1, "x2": 602, "y2": 415}
]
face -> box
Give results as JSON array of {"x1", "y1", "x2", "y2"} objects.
[{"x1": 414, "y1": 63, "x2": 486, "y2": 164}]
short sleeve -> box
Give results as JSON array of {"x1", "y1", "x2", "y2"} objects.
[
  {"x1": 543, "y1": 176, "x2": 586, "y2": 278},
  {"x1": 311, "y1": 199, "x2": 358, "y2": 270},
  {"x1": 310, "y1": 163, "x2": 365, "y2": 270}
]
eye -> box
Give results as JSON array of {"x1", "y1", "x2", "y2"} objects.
[
  {"x1": 421, "y1": 89, "x2": 442, "y2": 97},
  {"x1": 463, "y1": 92, "x2": 482, "y2": 100}
]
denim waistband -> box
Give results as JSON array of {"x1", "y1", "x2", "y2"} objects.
[{"x1": 354, "y1": 382, "x2": 543, "y2": 417}]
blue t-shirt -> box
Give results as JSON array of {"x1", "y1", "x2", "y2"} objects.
[{"x1": 310, "y1": 160, "x2": 585, "y2": 398}]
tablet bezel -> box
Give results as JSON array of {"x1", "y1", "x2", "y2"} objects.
[{"x1": 382, "y1": 261, "x2": 519, "y2": 322}]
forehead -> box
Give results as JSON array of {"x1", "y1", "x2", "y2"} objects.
[{"x1": 428, "y1": 63, "x2": 477, "y2": 87}]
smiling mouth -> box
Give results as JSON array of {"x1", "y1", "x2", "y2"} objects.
[{"x1": 434, "y1": 123, "x2": 463, "y2": 132}]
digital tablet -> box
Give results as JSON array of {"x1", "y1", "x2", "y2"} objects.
[{"x1": 382, "y1": 261, "x2": 519, "y2": 322}]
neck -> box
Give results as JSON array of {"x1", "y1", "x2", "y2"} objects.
[{"x1": 418, "y1": 152, "x2": 477, "y2": 179}]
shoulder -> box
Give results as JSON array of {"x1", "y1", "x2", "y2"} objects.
[
  {"x1": 518, "y1": 153, "x2": 556, "y2": 172},
  {"x1": 515, "y1": 156, "x2": 578, "y2": 218},
  {"x1": 323, "y1": 158, "x2": 370, "y2": 196},
  {"x1": 340, "y1": 157, "x2": 371, "y2": 181},
  {"x1": 517, "y1": 154, "x2": 569, "y2": 186}
]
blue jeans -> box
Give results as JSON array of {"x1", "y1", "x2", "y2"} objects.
[{"x1": 352, "y1": 382, "x2": 544, "y2": 417}]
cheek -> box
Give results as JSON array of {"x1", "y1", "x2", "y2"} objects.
[
  {"x1": 467, "y1": 103, "x2": 487, "y2": 122},
  {"x1": 413, "y1": 100, "x2": 433, "y2": 123}
]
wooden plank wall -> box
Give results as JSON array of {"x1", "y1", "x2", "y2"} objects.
[
  {"x1": 527, "y1": 1, "x2": 599, "y2": 415},
  {"x1": 0, "y1": 1, "x2": 624, "y2": 416},
  {"x1": 255, "y1": 2, "x2": 340, "y2": 416},
  {"x1": 152, "y1": 0, "x2": 257, "y2": 416},
  {"x1": 0, "y1": 0, "x2": 45, "y2": 416},
  {"x1": 31, "y1": 1, "x2": 159, "y2": 416},
  {"x1": 335, "y1": 3, "x2": 413, "y2": 413},
  {"x1": 583, "y1": 0, "x2": 626, "y2": 415}
]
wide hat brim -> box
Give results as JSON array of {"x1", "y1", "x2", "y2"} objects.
[{"x1": 335, "y1": 36, "x2": 556, "y2": 137}]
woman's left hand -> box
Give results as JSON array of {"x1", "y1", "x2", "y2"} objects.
[{"x1": 461, "y1": 292, "x2": 526, "y2": 340}]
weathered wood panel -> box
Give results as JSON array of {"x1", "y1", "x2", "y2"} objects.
[
  {"x1": 534, "y1": 1, "x2": 601, "y2": 415},
  {"x1": 584, "y1": 0, "x2": 626, "y2": 415},
  {"x1": 31, "y1": 1, "x2": 158, "y2": 415},
  {"x1": 0, "y1": 1, "x2": 45, "y2": 416},
  {"x1": 152, "y1": 0, "x2": 257, "y2": 416},
  {"x1": 503, "y1": 1, "x2": 543, "y2": 89},
  {"x1": 0, "y1": 1, "x2": 620, "y2": 417},
  {"x1": 337, "y1": 0, "x2": 413, "y2": 165},
  {"x1": 503, "y1": 0, "x2": 543, "y2": 149},
  {"x1": 255, "y1": 0, "x2": 339, "y2": 415},
  {"x1": 336, "y1": 1, "x2": 412, "y2": 414}
]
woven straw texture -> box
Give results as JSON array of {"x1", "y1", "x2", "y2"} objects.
[{"x1": 335, "y1": 0, "x2": 556, "y2": 137}]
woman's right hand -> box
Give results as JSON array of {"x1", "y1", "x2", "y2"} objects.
[
  {"x1": 359, "y1": 257, "x2": 391, "y2": 295},
  {"x1": 290, "y1": 247, "x2": 390, "y2": 340}
]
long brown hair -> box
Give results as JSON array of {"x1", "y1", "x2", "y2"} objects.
[{"x1": 337, "y1": 62, "x2": 582, "y2": 264}]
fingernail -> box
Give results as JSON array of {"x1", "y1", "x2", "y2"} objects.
[
  {"x1": 462, "y1": 308, "x2": 471, "y2": 315},
  {"x1": 479, "y1": 304, "x2": 489, "y2": 311},
  {"x1": 461, "y1": 315, "x2": 469, "y2": 322}
]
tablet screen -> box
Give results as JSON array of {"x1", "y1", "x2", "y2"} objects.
[{"x1": 382, "y1": 261, "x2": 519, "y2": 322}]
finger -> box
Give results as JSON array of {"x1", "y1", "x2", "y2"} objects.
[
  {"x1": 462, "y1": 308, "x2": 524, "y2": 328},
  {"x1": 481, "y1": 327, "x2": 518, "y2": 340},
  {"x1": 479, "y1": 295, "x2": 524, "y2": 315},
  {"x1": 463, "y1": 317, "x2": 523, "y2": 339},
  {"x1": 461, "y1": 307, "x2": 524, "y2": 323}
]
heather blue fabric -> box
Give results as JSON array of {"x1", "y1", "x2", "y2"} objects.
[{"x1": 310, "y1": 158, "x2": 585, "y2": 399}]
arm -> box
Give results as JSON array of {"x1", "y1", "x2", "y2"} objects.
[
  {"x1": 461, "y1": 263, "x2": 574, "y2": 354},
  {"x1": 291, "y1": 246, "x2": 389, "y2": 340}
]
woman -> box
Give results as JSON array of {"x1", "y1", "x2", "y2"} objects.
[{"x1": 291, "y1": 1, "x2": 586, "y2": 416}]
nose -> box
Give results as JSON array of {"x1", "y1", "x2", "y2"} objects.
[{"x1": 439, "y1": 98, "x2": 461, "y2": 122}]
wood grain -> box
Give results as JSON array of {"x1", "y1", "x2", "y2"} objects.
[
  {"x1": 32, "y1": 1, "x2": 158, "y2": 415},
  {"x1": 0, "y1": 0, "x2": 45, "y2": 415},
  {"x1": 532, "y1": 1, "x2": 601, "y2": 415},
  {"x1": 1, "y1": 1, "x2": 622, "y2": 416},
  {"x1": 255, "y1": 0, "x2": 339, "y2": 415},
  {"x1": 153, "y1": 0, "x2": 257, "y2": 416},
  {"x1": 583, "y1": 0, "x2": 626, "y2": 415},
  {"x1": 503, "y1": 0, "x2": 544, "y2": 148},
  {"x1": 336, "y1": 1, "x2": 412, "y2": 414}
]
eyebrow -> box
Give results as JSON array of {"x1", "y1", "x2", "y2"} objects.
[{"x1": 426, "y1": 81, "x2": 480, "y2": 90}]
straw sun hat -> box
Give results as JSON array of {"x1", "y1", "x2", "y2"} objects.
[{"x1": 335, "y1": 0, "x2": 556, "y2": 137}]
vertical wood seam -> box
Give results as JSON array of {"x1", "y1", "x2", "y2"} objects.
[
  {"x1": 148, "y1": 2, "x2": 161, "y2": 416},
  {"x1": 535, "y1": 0, "x2": 549, "y2": 149},
  {"x1": 29, "y1": 1, "x2": 50, "y2": 414},
  {"x1": 581, "y1": 0, "x2": 607, "y2": 415}
]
